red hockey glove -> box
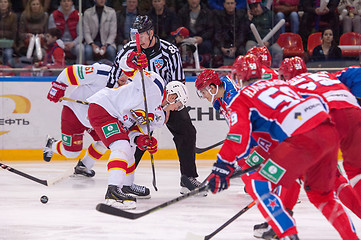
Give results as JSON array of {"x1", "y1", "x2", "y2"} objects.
[
  {"x1": 207, "y1": 161, "x2": 235, "y2": 194},
  {"x1": 126, "y1": 51, "x2": 148, "y2": 70},
  {"x1": 47, "y1": 81, "x2": 68, "y2": 103},
  {"x1": 136, "y1": 135, "x2": 158, "y2": 154}
]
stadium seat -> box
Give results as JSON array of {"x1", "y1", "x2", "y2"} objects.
[
  {"x1": 307, "y1": 32, "x2": 322, "y2": 56},
  {"x1": 0, "y1": 65, "x2": 15, "y2": 76},
  {"x1": 339, "y1": 32, "x2": 361, "y2": 57},
  {"x1": 276, "y1": 33, "x2": 305, "y2": 58}
]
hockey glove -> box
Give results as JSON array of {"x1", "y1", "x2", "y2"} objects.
[
  {"x1": 207, "y1": 161, "x2": 235, "y2": 194},
  {"x1": 47, "y1": 81, "x2": 68, "y2": 103},
  {"x1": 126, "y1": 51, "x2": 148, "y2": 70},
  {"x1": 136, "y1": 135, "x2": 158, "y2": 154}
]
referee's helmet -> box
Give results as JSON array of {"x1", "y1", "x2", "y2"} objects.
[{"x1": 132, "y1": 15, "x2": 154, "y2": 33}]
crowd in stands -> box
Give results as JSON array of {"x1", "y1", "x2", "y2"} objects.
[{"x1": 1, "y1": 0, "x2": 361, "y2": 71}]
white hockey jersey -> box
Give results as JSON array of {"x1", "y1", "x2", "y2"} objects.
[
  {"x1": 87, "y1": 70, "x2": 166, "y2": 138},
  {"x1": 55, "y1": 63, "x2": 111, "y2": 128}
]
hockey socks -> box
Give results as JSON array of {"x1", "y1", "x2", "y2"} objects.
[
  {"x1": 81, "y1": 141, "x2": 107, "y2": 172},
  {"x1": 307, "y1": 190, "x2": 359, "y2": 240},
  {"x1": 335, "y1": 174, "x2": 361, "y2": 219}
]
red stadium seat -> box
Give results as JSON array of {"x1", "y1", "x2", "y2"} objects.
[
  {"x1": 339, "y1": 32, "x2": 361, "y2": 57},
  {"x1": 0, "y1": 65, "x2": 15, "y2": 76},
  {"x1": 276, "y1": 33, "x2": 305, "y2": 58},
  {"x1": 307, "y1": 32, "x2": 322, "y2": 56}
]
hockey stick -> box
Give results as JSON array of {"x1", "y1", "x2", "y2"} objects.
[
  {"x1": 186, "y1": 201, "x2": 256, "y2": 240},
  {"x1": 95, "y1": 164, "x2": 260, "y2": 219},
  {"x1": 195, "y1": 140, "x2": 225, "y2": 154},
  {"x1": 135, "y1": 32, "x2": 158, "y2": 192},
  {"x1": 0, "y1": 162, "x2": 48, "y2": 186},
  {"x1": 59, "y1": 97, "x2": 90, "y2": 105}
]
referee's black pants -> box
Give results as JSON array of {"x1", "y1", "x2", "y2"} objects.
[{"x1": 134, "y1": 108, "x2": 198, "y2": 178}]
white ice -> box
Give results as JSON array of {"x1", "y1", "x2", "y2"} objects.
[{"x1": 1, "y1": 160, "x2": 360, "y2": 240}]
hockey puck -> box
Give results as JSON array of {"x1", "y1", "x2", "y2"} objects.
[{"x1": 40, "y1": 195, "x2": 48, "y2": 204}]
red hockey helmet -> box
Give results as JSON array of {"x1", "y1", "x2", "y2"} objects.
[
  {"x1": 279, "y1": 56, "x2": 307, "y2": 80},
  {"x1": 195, "y1": 69, "x2": 221, "y2": 90},
  {"x1": 232, "y1": 54, "x2": 262, "y2": 84},
  {"x1": 247, "y1": 46, "x2": 272, "y2": 67}
]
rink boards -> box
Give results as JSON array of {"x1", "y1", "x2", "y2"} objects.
[{"x1": 0, "y1": 76, "x2": 228, "y2": 161}]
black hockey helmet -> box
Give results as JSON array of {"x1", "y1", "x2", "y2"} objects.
[{"x1": 132, "y1": 15, "x2": 154, "y2": 33}]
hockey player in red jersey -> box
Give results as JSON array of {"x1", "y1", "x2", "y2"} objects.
[
  {"x1": 206, "y1": 54, "x2": 359, "y2": 240},
  {"x1": 279, "y1": 56, "x2": 361, "y2": 218},
  {"x1": 246, "y1": 46, "x2": 279, "y2": 80},
  {"x1": 44, "y1": 63, "x2": 112, "y2": 177}
]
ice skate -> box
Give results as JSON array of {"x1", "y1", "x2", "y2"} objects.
[
  {"x1": 43, "y1": 136, "x2": 56, "y2": 162},
  {"x1": 180, "y1": 176, "x2": 207, "y2": 196},
  {"x1": 74, "y1": 160, "x2": 95, "y2": 177},
  {"x1": 254, "y1": 222, "x2": 271, "y2": 238},
  {"x1": 105, "y1": 185, "x2": 136, "y2": 210},
  {"x1": 122, "y1": 183, "x2": 151, "y2": 199}
]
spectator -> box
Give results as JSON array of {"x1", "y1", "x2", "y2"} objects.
[
  {"x1": 18, "y1": 0, "x2": 49, "y2": 61},
  {"x1": 338, "y1": 0, "x2": 361, "y2": 33},
  {"x1": 48, "y1": 0, "x2": 83, "y2": 63},
  {"x1": 138, "y1": 0, "x2": 152, "y2": 14},
  {"x1": 178, "y1": 0, "x2": 214, "y2": 67},
  {"x1": 147, "y1": 0, "x2": 179, "y2": 42},
  {"x1": 213, "y1": 0, "x2": 248, "y2": 66},
  {"x1": 83, "y1": 0, "x2": 117, "y2": 63},
  {"x1": 273, "y1": 0, "x2": 300, "y2": 33},
  {"x1": 116, "y1": 0, "x2": 138, "y2": 51},
  {"x1": 299, "y1": 0, "x2": 340, "y2": 48},
  {"x1": 208, "y1": 0, "x2": 246, "y2": 9},
  {"x1": 171, "y1": 26, "x2": 197, "y2": 69},
  {"x1": 311, "y1": 27, "x2": 342, "y2": 61},
  {"x1": 35, "y1": 27, "x2": 65, "y2": 69},
  {"x1": 0, "y1": 0, "x2": 17, "y2": 67},
  {"x1": 245, "y1": 0, "x2": 283, "y2": 67},
  {"x1": 22, "y1": 0, "x2": 51, "y2": 13}
]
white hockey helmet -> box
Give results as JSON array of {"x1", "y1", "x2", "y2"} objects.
[{"x1": 165, "y1": 81, "x2": 189, "y2": 110}]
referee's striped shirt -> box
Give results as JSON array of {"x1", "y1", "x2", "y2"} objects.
[{"x1": 107, "y1": 37, "x2": 185, "y2": 88}]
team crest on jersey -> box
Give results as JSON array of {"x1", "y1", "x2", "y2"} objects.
[
  {"x1": 130, "y1": 109, "x2": 155, "y2": 125},
  {"x1": 154, "y1": 59, "x2": 164, "y2": 69}
]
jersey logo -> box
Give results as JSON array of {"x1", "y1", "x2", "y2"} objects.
[
  {"x1": 154, "y1": 59, "x2": 164, "y2": 69},
  {"x1": 245, "y1": 150, "x2": 265, "y2": 167},
  {"x1": 266, "y1": 198, "x2": 279, "y2": 211},
  {"x1": 226, "y1": 134, "x2": 242, "y2": 143},
  {"x1": 294, "y1": 112, "x2": 303, "y2": 120},
  {"x1": 259, "y1": 159, "x2": 286, "y2": 184},
  {"x1": 130, "y1": 110, "x2": 155, "y2": 125},
  {"x1": 62, "y1": 133, "x2": 72, "y2": 146},
  {"x1": 102, "y1": 123, "x2": 121, "y2": 138}
]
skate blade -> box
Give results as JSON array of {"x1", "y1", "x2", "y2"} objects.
[
  {"x1": 185, "y1": 232, "x2": 205, "y2": 240},
  {"x1": 105, "y1": 199, "x2": 136, "y2": 210},
  {"x1": 180, "y1": 187, "x2": 207, "y2": 197}
]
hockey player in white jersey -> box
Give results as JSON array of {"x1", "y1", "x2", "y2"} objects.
[
  {"x1": 87, "y1": 50, "x2": 168, "y2": 209},
  {"x1": 43, "y1": 62, "x2": 112, "y2": 177}
]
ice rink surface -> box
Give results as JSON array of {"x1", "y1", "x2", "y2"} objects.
[{"x1": 1, "y1": 160, "x2": 360, "y2": 240}]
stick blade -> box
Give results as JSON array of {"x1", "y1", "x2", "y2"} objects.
[
  {"x1": 46, "y1": 168, "x2": 74, "y2": 186},
  {"x1": 185, "y1": 232, "x2": 205, "y2": 240},
  {"x1": 96, "y1": 203, "x2": 140, "y2": 220}
]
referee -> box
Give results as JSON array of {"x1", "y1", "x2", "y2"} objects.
[{"x1": 107, "y1": 15, "x2": 200, "y2": 192}]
